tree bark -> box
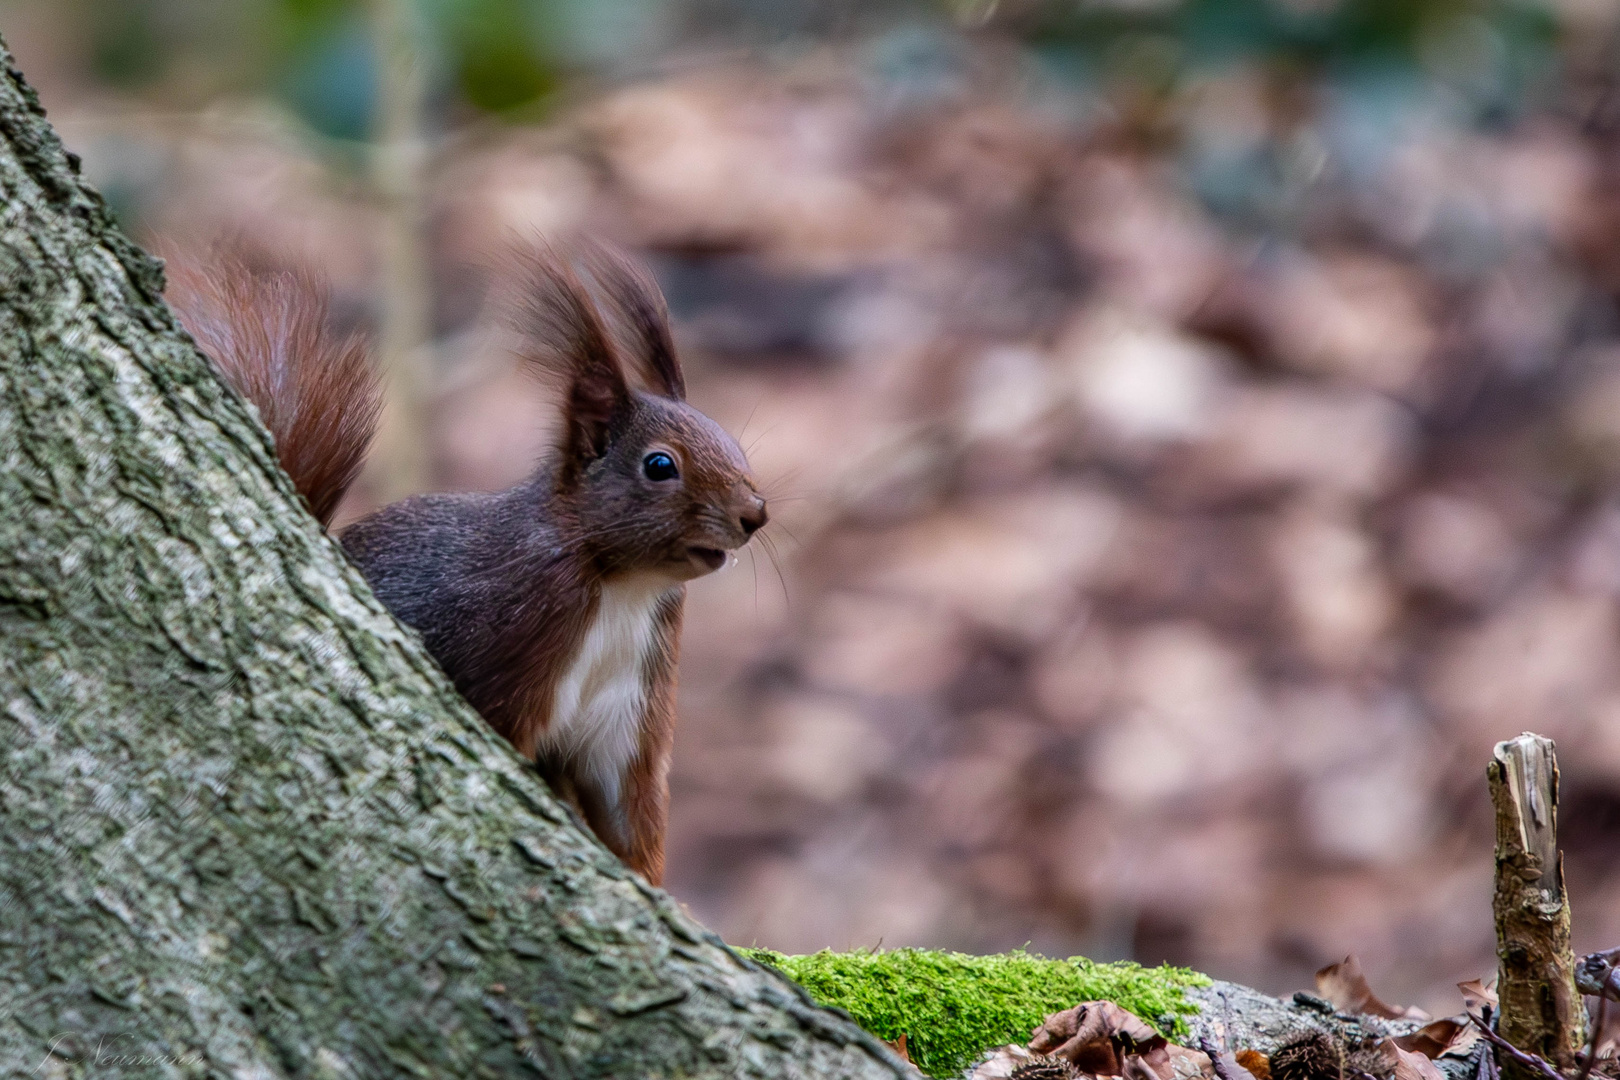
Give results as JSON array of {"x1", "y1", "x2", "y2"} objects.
[
  {"x1": 0, "y1": 37, "x2": 911, "y2": 1080},
  {"x1": 1490, "y1": 734, "x2": 1584, "y2": 1078}
]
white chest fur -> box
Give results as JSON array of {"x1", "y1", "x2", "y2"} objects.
[{"x1": 538, "y1": 574, "x2": 676, "y2": 816}]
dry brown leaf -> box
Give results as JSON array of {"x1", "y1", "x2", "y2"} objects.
[
  {"x1": 1316, "y1": 955, "x2": 1430, "y2": 1021},
  {"x1": 970, "y1": 1045, "x2": 1040, "y2": 1080},
  {"x1": 1171, "y1": 1050, "x2": 1213, "y2": 1080},
  {"x1": 1125, "y1": 1055, "x2": 1170, "y2": 1080},
  {"x1": 1208, "y1": 1048, "x2": 1259, "y2": 1080},
  {"x1": 886, "y1": 1033, "x2": 912, "y2": 1062},
  {"x1": 1165, "y1": 1044, "x2": 1216, "y2": 1080},
  {"x1": 1382, "y1": 1040, "x2": 1447, "y2": 1080},
  {"x1": 1589, "y1": 995, "x2": 1620, "y2": 1061},
  {"x1": 1458, "y1": 977, "x2": 1499, "y2": 1014},
  {"x1": 1134, "y1": 1044, "x2": 1177, "y2": 1080},
  {"x1": 1030, "y1": 1001, "x2": 1168, "y2": 1076},
  {"x1": 1235, "y1": 1049, "x2": 1271, "y2": 1080},
  {"x1": 1391, "y1": 1018, "x2": 1477, "y2": 1060}
]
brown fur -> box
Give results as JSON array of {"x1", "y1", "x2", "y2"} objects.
[
  {"x1": 621, "y1": 594, "x2": 682, "y2": 882},
  {"x1": 505, "y1": 242, "x2": 629, "y2": 471},
  {"x1": 163, "y1": 247, "x2": 379, "y2": 526},
  {"x1": 341, "y1": 240, "x2": 763, "y2": 885},
  {"x1": 574, "y1": 241, "x2": 685, "y2": 399},
  {"x1": 179, "y1": 236, "x2": 763, "y2": 884}
]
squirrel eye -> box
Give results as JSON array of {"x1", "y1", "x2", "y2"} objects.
[{"x1": 642, "y1": 451, "x2": 679, "y2": 482}]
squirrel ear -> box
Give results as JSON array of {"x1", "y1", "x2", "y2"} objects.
[
  {"x1": 507, "y1": 243, "x2": 631, "y2": 471},
  {"x1": 574, "y1": 240, "x2": 685, "y2": 401}
]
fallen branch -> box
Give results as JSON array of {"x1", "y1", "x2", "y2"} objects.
[
  {"x1": 1490, "y1": 735, "x2": 1586, "y2": 1075},
  {"x1": 1199, "y1": 1035, "x2": 1237, "y2": 1080},
  {"x1": 1469, "y1": 1010, "x2": 1566, "y2": 1080}
]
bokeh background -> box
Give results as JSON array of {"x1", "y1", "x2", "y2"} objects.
[{"x1": 12, "y1": 0, "x2": 1620, "y2": 1017}]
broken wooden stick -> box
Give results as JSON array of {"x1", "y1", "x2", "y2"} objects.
[{"x1": 1489, "y1": 734, "x2": 1585, "y2": 1078}]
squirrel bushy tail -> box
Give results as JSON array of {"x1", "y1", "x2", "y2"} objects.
[{"x1": 164, "y1": 249, "x2": 381, "y2": 525}]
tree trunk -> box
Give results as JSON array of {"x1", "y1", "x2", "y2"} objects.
[{"x1": 0, "y1": 39, "x2": 911, "y2": 1080}]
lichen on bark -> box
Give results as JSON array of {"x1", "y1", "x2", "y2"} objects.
[{"x1": 0, "y1": 33, "x2": 911, "y2": 1080}]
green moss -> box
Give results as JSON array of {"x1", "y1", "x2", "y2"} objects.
[{"x1": 743, "y1": 947, "x2": 1209, "y2": 1079}]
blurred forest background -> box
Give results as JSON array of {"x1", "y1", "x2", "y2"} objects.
[{"x1": 9, "y1": 0, "x2": 1620, "y2": 1017}]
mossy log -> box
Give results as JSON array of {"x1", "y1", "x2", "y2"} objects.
[
  {"x1": 0, "y1": 35, "x2": 912, "y2": 1079},
  {"x1": 747, "y1": 949, "x2": 1210, "y2": 1079}
]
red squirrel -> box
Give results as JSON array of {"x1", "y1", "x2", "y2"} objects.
[{"x1": 164, "y1": 242, "x2": 767, "y2": 885}]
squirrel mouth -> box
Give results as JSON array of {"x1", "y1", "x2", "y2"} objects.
[{"x1": 686, "y1": 546, "x2": 727, "y2": 572}]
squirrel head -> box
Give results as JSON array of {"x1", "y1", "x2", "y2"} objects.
[{"x1": 511, "y1": 240, "x2": 766, "y2": 582}]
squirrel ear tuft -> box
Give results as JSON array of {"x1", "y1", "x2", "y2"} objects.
[
  {"x1": 574, "y1": 240, "x2": 685, "y2": 401},
  {"x1": 506, "y1": 241, "x2": 631, "y2": 472}
]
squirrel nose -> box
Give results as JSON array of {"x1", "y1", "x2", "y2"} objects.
[{"x1": 738, "y1": 498, "x2": 768, "y2": 537}]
